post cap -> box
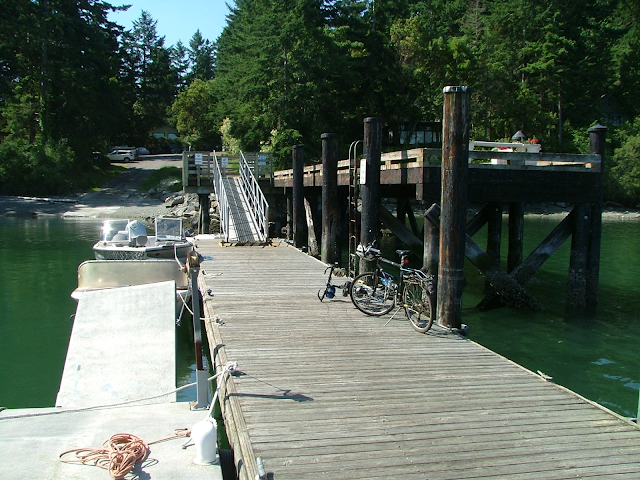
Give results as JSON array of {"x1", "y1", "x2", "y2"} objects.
[
  {"x1": 588, "y1": 124, "x2": 607, "y2": 133},
  {"x1": 443, "y1": 86, "x2": 469, "y2": 93},
  {"x1": 321, "y1": 133, "x2": 339, "y2": 139}
]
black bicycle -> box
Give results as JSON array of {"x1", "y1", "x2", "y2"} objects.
[
  {"x1": 318, "y1": 263, "x2": 351, "y2": 301},
  {"x1": 350, "y1": 243, "x2": 436, "y2": 333}
]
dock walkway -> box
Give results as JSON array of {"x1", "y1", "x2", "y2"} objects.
[{"x1": 197, "y1": 239, "x2": 640, "y2": 480}]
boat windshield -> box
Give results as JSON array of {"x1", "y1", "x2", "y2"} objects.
[
  {"x1": 155, "y1": 217, "x2": 184, "y2": 242},
  {"x1": 100, "y1": 219, "x2": 130, "y2": 242}
]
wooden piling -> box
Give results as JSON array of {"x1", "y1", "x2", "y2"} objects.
[
  {"x1": 423, "y1": 203, "x2": 440, "y2": 274},
  {"x1": 321, "y1": 133, "x2": 340, "y2": 264},
  {"x1": 486, "y1": 202, "x2": 502, "y2": 291},
  {"x1": 199, "y1": 194, "x2": 210, "y2": 234},
  {"x1": 567, "y1": 203, "x2": 591, "y2": 308},
  {"x1": 360, "y1": 117, "x2": 383, "y2": 271},
  {"x1": 292, "y1": 145, "x2": 305, "y2": 248},
  {"x1": 438, "y1": 86, "x2": 470, "y2": 329},
  {"x1": 286, "y1": 193, "x2": 292, "y2": 240},
  {"x1": 508, "y1": 202, "x2": 524, "y2": 273},
  {"x1": 586, "y1": 125, "x2": 606, "y2": 306}
]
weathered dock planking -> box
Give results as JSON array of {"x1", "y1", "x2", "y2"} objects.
[{"x1": 198, "y1": 239, "x2": 640, "y2": 480}]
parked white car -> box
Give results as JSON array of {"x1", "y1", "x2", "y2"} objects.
[{"x1": 107, "y1": 147, "x2": 138, "y2": 163}]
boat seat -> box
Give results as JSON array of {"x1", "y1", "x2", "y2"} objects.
[{"x1": 112, "y1": 232, "x2": 128, "y2": 241}]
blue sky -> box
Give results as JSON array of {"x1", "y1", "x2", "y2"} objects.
[{"x1": 108, "y1": 0, "x2": 231, "y2": 47}]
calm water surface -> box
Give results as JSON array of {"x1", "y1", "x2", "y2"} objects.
[
  {"x1": 0, "y1": 216, "x2": 198, "y2": 409},
  {"x1": 379, "y1": 215, "x2": 640, "y2": 418},
  {"x1": 1, "y1": 215, "x2": 639, "y2": 419}
]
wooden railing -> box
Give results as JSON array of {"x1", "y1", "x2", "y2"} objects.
[{"x1": 272, "y1": 147, "x2": 601, "y2": 181}]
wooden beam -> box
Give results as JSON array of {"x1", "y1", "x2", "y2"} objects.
[
  {"x1": 379, "y1": 204, "x2": 423, "y2": 247},
  {"x1": 477, "y1": 209, "x2": 574, "y2": 310},
  {"x1": 426, "y1": 204, "x2": 541, "y2": 311}
]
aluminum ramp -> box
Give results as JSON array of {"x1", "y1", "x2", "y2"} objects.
[{"x1": 222, "y1": 177, "x2": 262, "y2": 242}]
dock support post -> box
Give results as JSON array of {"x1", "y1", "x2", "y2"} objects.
[
  {"x1": 188, "y1": 251, "x2": 209, "y2": 410},
  {"x1": 586, "y1": 125, "x2": 607, "y2": 306},
  {"x1": 198, "y1": 194, "x2": 210, "y2": 234},
  {"x1": 567, "y1": 204, "x2": 591, "y2": 308},
  {"x1": 423, "y1": 203, "x2": 439, "y2": 274},
  {"x1": 438, "y1": 86, "x2": 470, "y2": 330},
  {"x1": 360, "y1": 117, "x2": 383, "y2": 272},
  {"x1": 286, "y1": 192, "x2": 292, "y2": 240},
  {"x1": 486, "y1": 202, "x2": 502, "y2": 290},
  {"x1": 292, "y1": 145, "x2": 305, "y2": 248},
  {"x1": 321, "y1": 133, "x2": 340, "y2": 264},
  {"x1": 508, "y1": 202, "x2": 524, "y2": 273}
]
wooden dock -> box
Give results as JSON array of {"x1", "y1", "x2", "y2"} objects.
[{"x1": 197, "y1": 239, "x2": 640, "y2": 480}]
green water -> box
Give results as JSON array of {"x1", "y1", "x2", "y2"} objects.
[
  {"x1": 377, "y1": 215, "x2": 640, "y2": 418},
  {"x1": 0, "y1": 216, "x2": 198, "y2": 409},
  {"x1": 1, "y1": 215, "x2": 639, "y2": 419},
  {"x1": 463, "y1": 218, "x2": 640, "y2": 418}
]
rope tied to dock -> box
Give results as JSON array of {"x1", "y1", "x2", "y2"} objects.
[{"x1": 59, "y1": 429, "x2": 190, "y2": 479}]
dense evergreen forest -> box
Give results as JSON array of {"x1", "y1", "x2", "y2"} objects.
[{"x1": 1, "y1": 0, "x2": 639, "y2": 204}]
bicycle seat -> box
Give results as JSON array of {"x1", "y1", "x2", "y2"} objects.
[{"x1": 396, "y1": 249, "x2": 412, "y2": 257}]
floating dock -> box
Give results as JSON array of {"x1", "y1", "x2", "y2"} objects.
[
  {"x1": 197, "y1": 238, "x2": 640, "y2": 480},
  {"x1": 1, "y1": 280, "x2": 223, "y2": 480}
]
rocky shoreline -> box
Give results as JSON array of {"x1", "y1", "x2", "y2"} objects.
[{"x1": 1, "y1": 193, "x2": 639, "y2": 226}]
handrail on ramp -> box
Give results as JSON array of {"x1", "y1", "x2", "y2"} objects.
[
  {"x1": 212, "y1": 151, "x2": 269, "y2": 242},
  {"x1": 239, "y1": 152, "x2": 269, "y2": 242},
  {"x1": 212, "y1": 152, "x2": 230, "y2": 241}
]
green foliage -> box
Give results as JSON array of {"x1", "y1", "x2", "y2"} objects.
[
  {"x1": 1, "y1": 0, "x2": 640, "y2": 202},
  {"x1": 0, "y1": 137, "x2": 74, "y2": 195},
  {"x1": 172, "y1": 79, "x2": 222, "y2": 149},
  {"x1": 220, "y1": 118, "x2": 242, "y2": 154},
  {"x1": 605, "y1": 119, "x2": 640, "y2": 205},
  {"x1": 260, "y1": 128, "x2": 303, "y2": 170}
]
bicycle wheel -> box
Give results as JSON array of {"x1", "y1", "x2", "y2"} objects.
[
  {"x1": 350, "y1": 272, "x2": 396, "y2": 316},
  {"x1": 403, "y1": 282, "x2": 435, "y2": 333}
]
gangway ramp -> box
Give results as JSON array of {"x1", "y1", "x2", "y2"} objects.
[
  {"x1": 223, "y1": 176, "x2": 262, "y2": 243},
  {"x1": 196, "y1": 239, "x2": 640, "y2": 480}
]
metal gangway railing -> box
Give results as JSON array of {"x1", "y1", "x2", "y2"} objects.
[
  {"x1": 212, "y1": 152, "x2": 230, "y2": 241},
  {"x1": 239, "y1": 151, "x2": 269, "y2": 242},
  {"x1": 212, "y1": 151, "x2": 269, "y2": 242}
]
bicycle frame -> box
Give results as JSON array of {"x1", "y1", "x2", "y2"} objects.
[
  {"x1": 318, "y1": 263, "x2": 351, "y2": 302},
  {"x1": 373, "y1": 253, "x2": 433, "y2": 299},
  {"x1": 350, "y1": 244, "x2": 437, "y2": 332}
]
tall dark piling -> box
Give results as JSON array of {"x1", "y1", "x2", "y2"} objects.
[
  {"x1": 292, "y1": 145, "x2": 305, "y2": 248},
  {"x1": 423, "y1": 203, "x2": 440, "y2": 274},
  {"x1": 199, "y1": 194, "x2": 210, "y2": 234},
  {"x1": 438, "y1": 86, "x2": 470, "y2": 330},
  {"x1": 567, "y1": 204, "x2": 591, "y2": 308},
  {"x1": 486, "y1": 202, "x2": 502, "y2": 290},
  {"x1": 508, "y1": 202, "x2": 524, "y2": 273},
  {"x1": 360, "y1": 117, "x2": 383, "y2": 271},
  {"x1": 321, "y1": 133, "x2": 340, "y2": 264},
  {"x1": 586, "y1": 125, "x2": 606, "y2": 305}
]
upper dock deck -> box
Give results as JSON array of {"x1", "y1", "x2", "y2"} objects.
[{"x1": 197, "y1": 238, "x2": 640, "y2": 480}]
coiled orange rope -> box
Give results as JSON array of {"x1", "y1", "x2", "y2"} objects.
[{"x1": 59, "y1": 429, "x2": 190, "y2": 479}]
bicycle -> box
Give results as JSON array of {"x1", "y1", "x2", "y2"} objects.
[
  {"x1": 318, "y1": 263, "x2": 351, "y2": 301},
  {"x1": 350, "y1": 243, "x2": 436, "y2": 333}
]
